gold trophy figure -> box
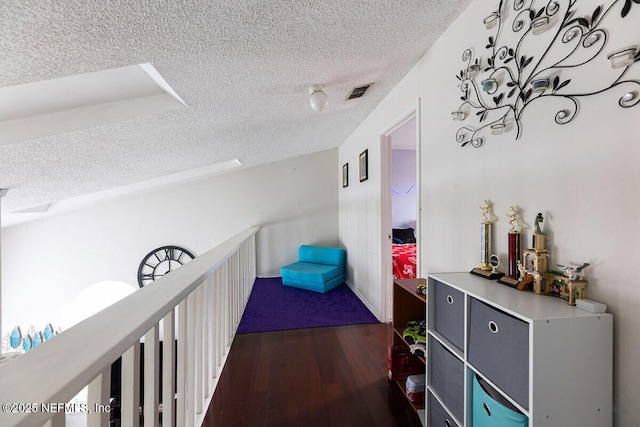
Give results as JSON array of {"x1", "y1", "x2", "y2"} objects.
[{"x1": 471, "y1": 200, "x2": 503, "y2": 280}]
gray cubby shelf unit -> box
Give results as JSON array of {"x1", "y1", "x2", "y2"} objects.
[{"x1": 426, "y1": 272, "x2": 613, "y2": 427}]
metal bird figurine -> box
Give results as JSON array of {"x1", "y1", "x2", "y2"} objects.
[{"x1": 557, "y1": 262, "x2": 590, "y2": 280}]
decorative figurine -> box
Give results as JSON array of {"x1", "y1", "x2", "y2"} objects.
[
  {"x1": 547, "y1": 262, "x2": 590, "y2": 305},
  {"x1": 516, "y1": 259, "x2": 525, "y2": 281},
  {"x1": 499, "y1": 206, "x2": 526, "y2": 288},
  {"x1": 557, "y1": 263, "x2": 590, "y2": 281},
  {"x1": 532, "y1": 212, "x2": 545, "y2": 250},
  {"x1": 522, "y1": 212, "x2": 550, "y2": 294},
  {"x1": 506, "y1": 206, "x2": 524, "y2": 233},
  {"x1": 480, "y1": 200, "x2": 498, "y2": 224},
  {"x1": 471, "y1": 200, "x2": 504, "y2": 280},
  {"x1": 534, "y1": 213, "x2": 543, "y2": 232}
]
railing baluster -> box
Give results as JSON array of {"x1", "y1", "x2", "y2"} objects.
[
  {"x1": 229, "y1": 254, "x2": 236, "y2": 330},
  {"x1": 163, "y1": 310, "x2": 176, "y2": 427},
  {"x1": 43, "y1": 412, "x2": 65, "y2": 427},
  {"x1": 233, "y1": 253, "x2": 238, "y2": 330},
  {"x1": 144, "y1": 325, "x2": 160, "y2": 426},
  {"x1": 195, "y1": 284, "x2": 204, "y2": 415},
  {"x1": 186, "y1": 292, "x2": 196, "y2": 426},
  {"x1": 87, "y1": 367, "x2": 111, "y2": 427},
  {"x1": 206, "y1": 275, "x2": 214, "y2": 393},
  {"x1": 176, "y1": 300, "x2": 188, "y2": 427},
  {"x1": 226, "y1": 260, "x2": 232, "y2": 345},
  {"x1": 236, "y1": 253, "x2": 241, "y2": 326},
  {"x1": 202, "y1": 279, "x2": 210, "y2": 399},
  {"x1": 222, "y1": 261, "x2": 229, "y2": 350},
  {"x1": 217, "y1": 265, "x2": 223, "y2": 366},
  {"x1": 121, "y1": 343, "x2": 141, "y2": 427}
]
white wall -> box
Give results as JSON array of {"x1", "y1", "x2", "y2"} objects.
[
  {"x1": 338, "y1": 66, "x2": 419, "y2": 320},
  {"x1": 421, "y1": 1, "x2": 638, "y2": 425},
  {"x1": 1, "y1": 149, "x2": 338, "y2": 335},
  {"x1": 391, "y1": 149, "x2": 417, "y2": 229},
  {"x1": 339, "y1": 0, "x2": 639, "y2": 424}
]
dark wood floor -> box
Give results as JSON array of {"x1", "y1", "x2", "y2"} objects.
[{"x1": 203, "y1": 323, "x2": 422, "y2": 427}]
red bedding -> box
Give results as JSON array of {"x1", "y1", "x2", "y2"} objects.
[{"x1": 392, "y1": 243, "x2": 417, "y2": 279}]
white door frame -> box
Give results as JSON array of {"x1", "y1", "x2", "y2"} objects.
[
  {"x1": 380, "y1": 133, "x2": 393, "y2": 322},
  {"x1": 379, "y1": 102, "x2": 421, "y2": 322}
]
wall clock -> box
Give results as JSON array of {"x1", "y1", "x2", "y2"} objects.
[{"x1": 137, "y1": 245, "x2": 195, "y2": 287}]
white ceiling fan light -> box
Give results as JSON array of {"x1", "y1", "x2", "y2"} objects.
[{"x1": 308, "y1": 84, "x2": 328, "y2": 112}]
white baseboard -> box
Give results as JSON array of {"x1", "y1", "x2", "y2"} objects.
[{"x1": 345, "y1": 280, "x2": 382, "y2": 322}]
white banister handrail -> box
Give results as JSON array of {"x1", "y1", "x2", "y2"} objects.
[{"x1": 0, "y1": 226, "x2": 259, "y2": 427}]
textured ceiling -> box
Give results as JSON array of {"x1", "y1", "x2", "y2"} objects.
[{"x1": 0, "y1": 0, "x2": 472, "y2": 226}]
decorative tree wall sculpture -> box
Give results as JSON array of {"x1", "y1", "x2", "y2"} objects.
[{"x1": 453, "y1": 0, "x2": 640, "y2": 148}]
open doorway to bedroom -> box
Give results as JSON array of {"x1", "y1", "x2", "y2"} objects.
[
  {"x1": 381, "y1": 108, "x2": 419, "y2": 321},
  {"x1": 390, "y1": 114, "x2": 418, "y2": 280}
]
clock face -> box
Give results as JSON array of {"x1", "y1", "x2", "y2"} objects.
[{"x1": 137, "y1": 245, "x2": 195, "y2": 287}]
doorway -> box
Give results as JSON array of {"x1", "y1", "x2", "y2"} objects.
[{"x1": 380, "y1": 107, "x2": 420, "y2": 321}]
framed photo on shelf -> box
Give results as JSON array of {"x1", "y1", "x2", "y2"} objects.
[
  {"x1": 359, "y1": 149, "x2": 368, "y2": 182},
  {"x1": 342, "y1": 163, "x2": 349, "y2": 187}
]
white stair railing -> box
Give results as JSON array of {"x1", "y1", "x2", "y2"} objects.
[{"x1": 0, "y1": 226, "x2": 259, "y2": 427}]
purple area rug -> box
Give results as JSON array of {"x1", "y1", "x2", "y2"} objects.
[{"x1": 236, "y1": 277, "x2": 379, "y2": 334}]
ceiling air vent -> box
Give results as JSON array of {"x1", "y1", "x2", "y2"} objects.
[{"x1": 346, "y1": 83, "x2": 373, "y2": 100}]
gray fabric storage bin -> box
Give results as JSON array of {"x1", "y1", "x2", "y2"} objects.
[
  {"x1": 432, "y1": 279, "x2": 465, "y2": 351},
  {"x1": 428, "y1": 391, "x2": 460, "y2": 427},
  {"x1": 468, "y1": 297, "x2": 529, "y2": 410},
  {"x1": 429, "y1": 336, "x2": 465, "y2": 421}
]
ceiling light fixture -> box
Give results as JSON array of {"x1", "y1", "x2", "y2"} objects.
[{"x1": 308, "y1": 84, "x2": 328, "y2": 112}]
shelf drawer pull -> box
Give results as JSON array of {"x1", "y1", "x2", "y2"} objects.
[
  {"x1": 488, "y1": 320, "x2": 499, "y2": 333},
  {"x1": 446, "y1": 294, "x2": 454, "y2": 304},
  {"x1": 444, "y1": 419, "x2": 451, "y2": 427},
  {"x1": 483, "y1": 402, "x2": 492, "y2": 416}
]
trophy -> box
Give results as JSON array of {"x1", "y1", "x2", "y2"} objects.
[
  {"x1": 498, "y1": 206, "x2": 524, "y2": 288},
  {"x1": 470, "y1": 200, "x2": 504, "y2": 280},
  {"x1": 522, "y1": 213, "x2": 550, "y2": 294}
]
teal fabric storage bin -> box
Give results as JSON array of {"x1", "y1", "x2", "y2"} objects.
[{"x1": 472, "y1": 374, "x2": 528, "y2": 427}]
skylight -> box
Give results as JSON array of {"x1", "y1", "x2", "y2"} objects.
[{"x1": 0, "y1": 63, "x2": 187, "y2": 146}]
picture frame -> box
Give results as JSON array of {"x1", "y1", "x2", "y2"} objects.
[
  {"x1": 342, "y1": 163, "x2": 349, "y2": 188},
  {"x1": 359, "y1": 149, "x2": 368, "y2": 182}
]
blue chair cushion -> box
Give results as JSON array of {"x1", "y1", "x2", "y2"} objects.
[
  {"x1": 281, "y1": 262, "x2": 342, "y2": 284},
  {"x1": 280, "y1": 245, "x2": 346, "y2": 293},
  {"x1": 298, "y1": 245, "x2": 345, "y2": 268}
]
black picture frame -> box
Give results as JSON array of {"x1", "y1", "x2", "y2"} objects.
[
  {"x1": 342, "y1": 163, "x2": 349, "y2": 188},
  {"x1": 359, "y1": 149, "x2": 368, "y2": 182}
]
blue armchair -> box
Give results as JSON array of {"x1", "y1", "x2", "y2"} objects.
[{"x1": 280, "y1": 245, "x2": 346, "y2": 293}]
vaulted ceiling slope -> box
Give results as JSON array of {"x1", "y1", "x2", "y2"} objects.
[{"x1": 0, "y1": 0, "x2": 472, "y2": 225}]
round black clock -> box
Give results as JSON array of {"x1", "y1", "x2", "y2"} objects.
[{"x1": 137, "y1": 245, "x2": 195, "y2": 287}]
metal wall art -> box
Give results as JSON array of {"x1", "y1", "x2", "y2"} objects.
[{"x1": 453, "y1": 0, "x2": 640, "y2": 148}]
